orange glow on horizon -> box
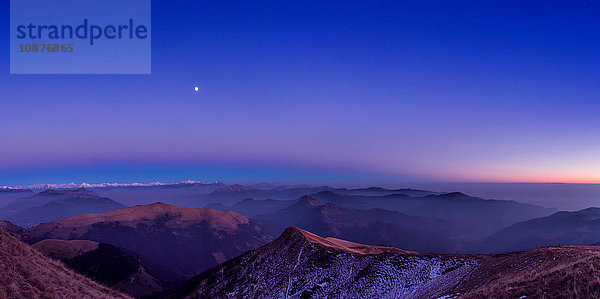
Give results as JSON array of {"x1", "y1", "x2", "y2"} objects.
[
  {"x1": 450, "y1": 174, "x2": 600, "y2": 184},
  {"x1": 417, "y1": 168, "x2": 600, "y2": 184}
]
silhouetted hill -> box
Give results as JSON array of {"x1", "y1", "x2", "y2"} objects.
[
  {"x1": 228, "y1": 198, "x2": 294, "y2": 217},
  {"x1": 203, "y1": 198, "x2": 293, "y2": 218},
  {"x1": 200, "y1": 185, "x2": 438, "y2": 206},
  {"x1": 201, "y1": 202, "x2": 230, "y2": 211},
  {"x1": 310, "y1": 190, "x2": 420, "y2": 210},
  {"x1": 0, "y1": 188, "x2": 34, "y2": 209},
  {"x1": 93, "y1": 182, "x2": 225, "y2": 207},
  {"x1": 2, "y1": 189, "x2": 126, "y2": 227},
  {"x1": 335, "y1": 186, "x2": 437, "y2": 197},
  {"x1": 1, "y1": 189, "x2": 91, "y2": 217},
  {"x1": 407, "y1": 192, "x2": 555, "y2": 235},
  {"x1": 310, "y1": 191, "x2": 554, "y2": 237},
  {"x1": 201, "y1": 185, "x2": 331, "y2": 205},
  {"x1": 481, "y1": 207, "x2": 600, "y2": 253}
]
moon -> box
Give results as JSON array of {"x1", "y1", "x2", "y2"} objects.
[{"x1": 194, "y1": 87, "x2": 199, "y2": 91}]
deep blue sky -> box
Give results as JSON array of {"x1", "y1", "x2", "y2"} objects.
[{"x1": 1, "y1": 1, "x2": 599, "y2": 185}]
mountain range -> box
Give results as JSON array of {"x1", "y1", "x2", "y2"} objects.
[
  {"x1": 202, "y1": 187, "x2": 554, "y2": 241},
  {"x1": 199, "y1": 185, "x2": 438, "y2": 206},
  {"x1": 0, "y1": 188, "x2": 33, "y2": 211},
  {"x1": 203, "y1": 190, "x2": 554, "y2": 253},
  {"x1": 204, "y1": 198, "x2": 293, "y2": 217},
  {"x1": 254, "y1": 195, "x2": 474, "y2": 253},
  {"x1": 0, "y1": 182, "x2": 598, "y2": 298},
  {"x1": 0, "y1": 189, "x2": 127, "y2": 227},
  {"x1": 481, "y1": 207, "x2": 600, "y2": 253},
  {"x1": 310, "y1": 190, "x2": 555, "y2": 236}
]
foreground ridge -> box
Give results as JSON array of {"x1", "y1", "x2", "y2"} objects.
[
  {"x1": 0, "y1": 228, "x2": 129, "y2": 299},
  {"x1": 163, "y1": 227, "x2": 600, "y2": 299}
]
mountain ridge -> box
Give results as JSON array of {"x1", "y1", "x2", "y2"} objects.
[
  {"x1": 163, "y1": 227, "x2": 600, "y2": 298},
  {"x1": 481, "y1": 206, "x2": 600, "y2": 252}
]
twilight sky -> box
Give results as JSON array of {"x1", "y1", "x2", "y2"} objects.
[{"x1": 1, "y1": 1, "x2": 599, "y2": 185}]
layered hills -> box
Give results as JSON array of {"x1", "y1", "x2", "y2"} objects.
[
  {"x1": 481, "y1": 207, "x2": 600, "y2": 253},
  {"x1": 254, "y1": 195, "x2": 474, "y2": 253},
  {"x1": 0, "y1": 189, "x2": 126, "y2": 227},
  {"x1": 29, "y1": 202, "x2": 272, "y2": 277}
]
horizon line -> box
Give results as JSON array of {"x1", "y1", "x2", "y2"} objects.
[{"x1": 2, "y1": 179, "x2": 599, "y2": 190}]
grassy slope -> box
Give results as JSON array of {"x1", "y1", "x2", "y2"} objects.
[{"x1": 0, "y1": 228, "x2": 129, "y2": 299}]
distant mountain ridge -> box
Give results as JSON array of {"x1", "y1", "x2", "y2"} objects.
[
  {"x1": 204, "y1": 198, "x2": 293, "y2": 217},
  {"x1": 0, "y1": 188, "x2": 33, "y2": 193},
  {"x1": 481, "y1": 207, "x2": 600, "y2": 253},
  {"x1": 2, "y1": 185, "x2": 557, "y2": 254},
  {"x1": 254, "y1": 195, "x2": 474, "y2": 253},
  {"x1": 0, "y1": 180, "x2": 223, "y2": 191},
  {"x1": 1, "y1": 189, "x2": 127, "y2": 227},
  {"x1": 198, "y1": 188, "x2": 554, "y2": 253},
  {"x1": 310, "y1": 190, "x2": 555, "y2": 237},
  {"x1": 201, "y1": 184, "x2": 439, "y2": 205}
]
